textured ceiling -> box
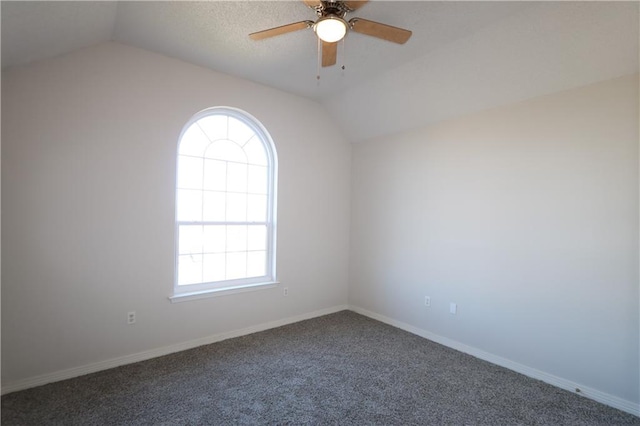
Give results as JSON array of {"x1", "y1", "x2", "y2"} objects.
[{"x1": 2, "y1": 1, "x2": 638, "y2": 143}]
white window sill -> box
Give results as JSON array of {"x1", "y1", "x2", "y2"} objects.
[{"x1": 169, "y1": 281, "x2": 279, "y2": 303}]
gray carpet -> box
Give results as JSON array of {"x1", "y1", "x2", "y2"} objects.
[{"x1": 2, "y1": 310, "x2": 639, "y2": 425}]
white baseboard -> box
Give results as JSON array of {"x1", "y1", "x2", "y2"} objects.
[
  {"x1": 1, "y1": 304, "x2": 349, "y2": 396},
  {"x1": 348, "y1": 304, "x2": 640, "y2": 417}
]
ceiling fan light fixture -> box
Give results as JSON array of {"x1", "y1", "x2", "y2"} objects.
[{"x1": 314, "y1": 15, "x2": 348, "y2": 43}]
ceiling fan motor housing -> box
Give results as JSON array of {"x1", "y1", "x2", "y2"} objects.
[{"x1": 314, "y1": 1, "x2": 351, "y2": 18}]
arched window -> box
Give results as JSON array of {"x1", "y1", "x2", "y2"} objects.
[{"x1": 173, "y1": 107, "x2": 277, "y2": 299}]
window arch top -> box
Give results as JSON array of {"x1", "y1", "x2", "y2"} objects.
[{"x1": 179, "y1": 111, "x2": 270, "y2": 165}]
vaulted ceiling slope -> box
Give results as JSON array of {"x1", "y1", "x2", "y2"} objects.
[{"x1": 2, "y1": 1, "x2": 638, "y2": 143}]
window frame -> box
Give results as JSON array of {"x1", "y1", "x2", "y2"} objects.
[{"x1": 171, "y1": 107, "x2": 278, "y2": 302}]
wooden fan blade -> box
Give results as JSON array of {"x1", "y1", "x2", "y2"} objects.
[
  {"x1": 249, "y1": 21, "x2": 313, "y2": 41},
  {"x1": 349, "y1": 18, "x2": 412, "y2": 44},
  {"x1": 302, "y1": 0, "x2": 322, "y2": 8},
  {"x1": 322, "y1": 41, "x2": 337, "y2": 67},
  {"x1": 343, "y1": 1, "x2": 369, "y2": 11}
]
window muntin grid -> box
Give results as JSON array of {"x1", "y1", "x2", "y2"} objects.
[{"x1": 174, "y1": 108, "x2": 277, "y2": 295}]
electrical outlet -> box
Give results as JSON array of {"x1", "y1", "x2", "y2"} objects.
[
  {"x1": 127, "y1": 311, "x2": 136, "y2": 324},
  {"x1": 283, "y1": 287, "x2": 289, "y2": 297},
  {"x1": 424, "y1": 296, "x2": 431, "y2": 307}
]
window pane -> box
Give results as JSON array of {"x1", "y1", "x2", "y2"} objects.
[
  {"x1": 177, "y1": 156, "x2": 203, "y2": 190},
  {"x1": 178, "y1": 254, "x2": 202, "y2": 285},
  {"x1": 205, "y1": 140, "x2": 246, "y2": 163},
  {"x1": 203, "y1": 253, "x2": 226, "y2": 283},
  {"x1": 179, "y1": 125, "x2": 210, "y2": 156},
  {"x1": 247, "y1": 251, "x2": 266, "y2": 278},
  {"x1": 227, "y1": 162, "x2": 248, "y2": 193},
  {"x1": 226, "y1": 193, "x2": 247, "y2": 222},
  {"x1": 197, "y1": 115, "x2": 227, "y2": 142},
  {"x1": 179, "y1": 225, "x2": 203, "y2": 254},
  {"x1": 226, "y1": 252, "x2": 247, "y2": 280},
  {"x1": 247, "y1": 194, "x2": 267, "y2": 222},
  {"x1": 177, "y1": 189, "x2": 202, "y2": 221},
  {"x1": 203, "y1": 225, "x2": 226, "y2": 253},
  {"x1": 247, "y1": 165, "x2": 267, "y2": 194},
  {"x1": 248, "y1": 225, "x2": 266, "y2": 251},
  {"x1": 227, "y1": 225, "x2": 247, "y2": 252},
  {"x1": 244, "y1": 137, "x2": 267, "y2": 166},
  {"x1": 203, "y1": 159, "x2": 226, "y2": 191},
  {"x1": 228, "y1": 117, "x2": 255, "y2": 146},
  {"x1": 203, "y1": 191, "x2": 226, "y2": 222}
]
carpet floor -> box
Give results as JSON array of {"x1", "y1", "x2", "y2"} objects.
[{"x1": 2, "y1": 310, "x2": 639, "y2": 425}]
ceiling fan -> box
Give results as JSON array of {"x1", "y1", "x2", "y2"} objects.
[{"x1": 249, "y1": 0, "x2": 412, "y2": 67}]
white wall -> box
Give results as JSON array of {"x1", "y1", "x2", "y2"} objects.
[
  {"x1": 349, "y1": 74, "x2": 639, "y2": 405},
  {"x1": 1, "y1": 42, "x2": 351, "y2": 385}
]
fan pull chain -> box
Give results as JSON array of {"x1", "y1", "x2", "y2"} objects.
[
  {"x1": 316, "y1": 37, "x2": 321, "y2": 84},
  {"x1": 341, "y1": 37, "x2": 347, "y2": 75}
]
